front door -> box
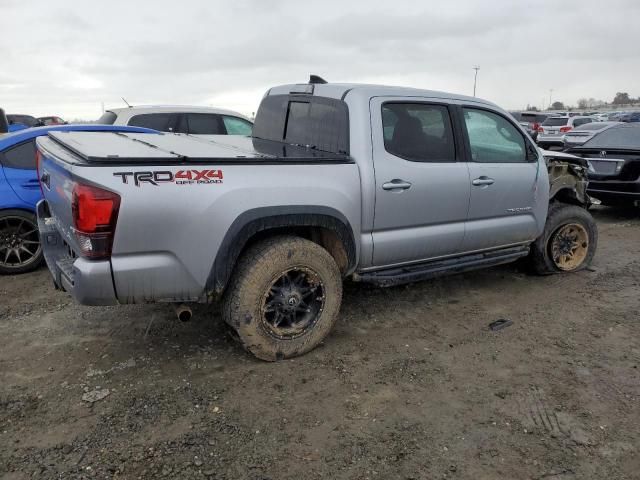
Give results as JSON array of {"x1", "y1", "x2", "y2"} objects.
[
  {"x1": 460, "y1": 107, "x2": 544, "y2": 252},
  {"x1": 370, "y1": 98, "x2": 470, "y2": 267}
]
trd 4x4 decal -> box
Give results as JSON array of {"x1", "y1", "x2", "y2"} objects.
[{"x1": 113, "y1": 169, "x2": 223, "y2": 187}]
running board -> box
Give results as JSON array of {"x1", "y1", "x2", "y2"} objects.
[{"x1": 353, "y1": 245, "x2": 530, "y2": 287}]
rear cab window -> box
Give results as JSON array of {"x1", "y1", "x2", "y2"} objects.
[{"x1": 253, "y1": 94, "x2": 349, "y2": 154}]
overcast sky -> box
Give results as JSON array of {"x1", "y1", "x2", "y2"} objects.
[{"x1": 1, "y1": 0, "x2": 638, "y2": 120}]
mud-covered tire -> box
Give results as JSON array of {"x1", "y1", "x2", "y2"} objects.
[
  {"x1": 0, "y1": 209, "x2": 43, "y2": 275},
  {"x1": 222, "y1": 235, "x2": 343, "y2": 361},
  {"x1": 528, "y1": 202, "x2": 598, "y2": 275}
]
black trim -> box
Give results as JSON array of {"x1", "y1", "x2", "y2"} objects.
[
  {"x1": 67, "y1": 157, "x2": 355, "y2": 167},
  {"x1": 355, "y1": 245, "x2": 529, "y2": 287},
  {"x1": 207, "y1": 206, "x2": 357, "y2": 294}
]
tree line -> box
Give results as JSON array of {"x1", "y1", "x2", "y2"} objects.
[{"x1": 526, "y1": 92, "x2": 639, "y2": 112}]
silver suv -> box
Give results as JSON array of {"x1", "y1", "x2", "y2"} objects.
[
  {"x1": 537, "y1": 115, "x2": 593, "y2": 149},
  {"x1": 96, "y1": 106, "x2": 253, "y2": 136}
]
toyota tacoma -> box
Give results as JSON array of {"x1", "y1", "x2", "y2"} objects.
[{"x1": 35, "y1": 77, "x2": 597, "y2": 360}]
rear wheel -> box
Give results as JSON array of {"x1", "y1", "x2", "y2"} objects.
[
  {"x1": 0, "y1": 210, "x2": 43, "y2": 275},
  {"x1": 528, "y1": 202, "x2": 597, "y2": 275},
  {"x1": 222, "y1": 236, "x2": 343, "y2": 361}
]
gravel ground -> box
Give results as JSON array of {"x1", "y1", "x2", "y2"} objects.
[{"x1": 1, "y1": 206, "x2": 639, "y2": 480}]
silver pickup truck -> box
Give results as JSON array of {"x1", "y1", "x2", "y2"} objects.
[{"x1": 36, "y1": 78, "x2": 597, "y2": 360}]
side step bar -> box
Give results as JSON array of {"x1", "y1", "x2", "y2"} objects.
[{"x1": 353, "y1": 245, "x2": 530, "y2": 287}]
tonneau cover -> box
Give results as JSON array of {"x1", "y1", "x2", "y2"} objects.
[{"x1": 44, "y1": 131, "x2": 352, "y2": 164}]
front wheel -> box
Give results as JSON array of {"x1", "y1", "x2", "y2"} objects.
[
  {"x1": 222, "y1": 235, "x2": 343, "y2": 361},
  {"x1": 528, "y1": 202, "x2": 598, "y2": 275}
]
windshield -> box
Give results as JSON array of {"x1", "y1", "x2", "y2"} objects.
[
  {"x1": 582, "y1": 125, "x2": 640, "y2": 149},
  {"x1": 542, "y1": 117, "x2": 568, "y2": 127}
]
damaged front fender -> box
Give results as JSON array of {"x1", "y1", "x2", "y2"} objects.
[{"x1": 541, "y1": 149, "x2": 591, "y2": 207}]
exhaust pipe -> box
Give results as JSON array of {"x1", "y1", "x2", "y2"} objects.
[{"x1": 175, "y1": 304, "x2": 192, "y2": 322}]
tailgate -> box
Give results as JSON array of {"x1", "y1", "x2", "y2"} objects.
[{"x1": 36, "y1": 135, "x2": 83, "y2": 254}]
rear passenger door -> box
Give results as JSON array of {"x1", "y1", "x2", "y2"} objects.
[
  {"x1": 460, "y1": 107, "x2": 542, "y2": 252},
  {"x1": 370, "y1": 98, "x2": 470, "y2": 267}
]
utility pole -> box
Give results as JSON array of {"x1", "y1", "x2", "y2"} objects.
[
  {"x1": 548, "y1": 89, "x2": 554, "y2": 109},
  {"x1": 472, "y1": 66, "x2": 480, "y2": 97}
]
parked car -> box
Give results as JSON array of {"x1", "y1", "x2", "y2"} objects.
[
  {"x1": 562, "y1": 122, "x2": 621, "y2": 149},
  {"x1": 37, "y1": 116, "x2": 66, "y2": 126},
  {"x1": 0, "y1": 124, "x2": 157, "y2": 274},
  {"x1": 537, "y1": 115, "x2": 594, "y2": 149},
  {"x1": 607, "y1": 112, "x2": 626, "y2": 121},
  {"x1": 510, "y1": 111, "x2": 550, "y2": 141},
  {"x1": 565, "y1": 123, "x2": 640, "y2": 207},
  {"x1": 97, "y1": 106, "x2": 253, "y2": 135},
  {"x1": 36, "y1": 78, "x2": 597, "y2": 360},
  {"x1": 7, "y1": 114, "x2": 44, "y2": 131},
  {"x1": 618, "y1": 111, "x2": 640, "y2": 123}
]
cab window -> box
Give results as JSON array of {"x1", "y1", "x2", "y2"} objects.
[
  {"x1": 381, "y1": 103, "x2": 455, "y2": 162},
  {"x1": 462, "y1": 108, "x2": 526, "y2": 163}
]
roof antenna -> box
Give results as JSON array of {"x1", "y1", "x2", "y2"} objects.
[
  {"x1": 121, "y1": 97, "x2": 132, "y2": 108},
  {"x1": 309, "y1": 75, "x2": 328, "y2": 84}
]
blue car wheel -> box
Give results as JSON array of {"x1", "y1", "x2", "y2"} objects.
[{"x1": 0, "y1": 209, "x2": 42, "y2": 274}]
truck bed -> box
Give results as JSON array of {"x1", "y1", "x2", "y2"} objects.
[{"x1": 45, "y1": 131, "x2": 352, "y2": 165}]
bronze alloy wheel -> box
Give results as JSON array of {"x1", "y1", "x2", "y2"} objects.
[
  {"x1": 550, "y1": 223, "x2": 589, "y2": 271},
  {"x1": 260, "y1": 267, "x2": 326, "y2": 339}
]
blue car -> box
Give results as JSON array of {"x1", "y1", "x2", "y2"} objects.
[{"x1": 0, "y1": 124, "x2": 157, "y2": 274}]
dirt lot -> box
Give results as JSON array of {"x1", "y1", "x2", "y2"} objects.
[{"x1": 1, "y1": 206, "x2": 639, "y2": 480}]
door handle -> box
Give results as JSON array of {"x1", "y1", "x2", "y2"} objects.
[
  {"x1": 382, "y1": 179, "x2": 412, "y2": 191},
  {"x1": 472, "y1": 176, "x2": 495, "y2": 186}
]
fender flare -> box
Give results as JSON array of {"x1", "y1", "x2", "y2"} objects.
[{"x1": 207, "y1": 206, "x2": 357, "y2": 294}]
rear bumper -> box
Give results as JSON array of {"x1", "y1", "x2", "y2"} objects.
[
  {"x1": 537, "y1": 134, "x2": 564, "y2": 146},
  {"x1": 37, "y1": 200, "x2": 118, "y2": 305}
]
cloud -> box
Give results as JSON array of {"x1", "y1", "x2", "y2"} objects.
[{"x1": 0, "y1": 0, "x2": 638, "y2": 119}]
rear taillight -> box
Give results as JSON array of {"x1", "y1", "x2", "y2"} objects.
[
  {"x1": 532, "y1": 122, "x2": 541, "y2": 132},
  {"x1": 71, "y1": 183, "x2": 120, "y2": 258},
  {"x1": 560, "y1": 126, "x2": 572, "y2": 133},
  {"x1": 535, "y1": 124, "x2": 544, "y2": 132}
]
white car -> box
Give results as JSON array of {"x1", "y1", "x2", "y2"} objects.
[
  {"x1": 536, "y1": 115, "x2": 594, "y2": 149},
  {"x1": 96, "y1": 106, "x2": 253, "y2": 136}
]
